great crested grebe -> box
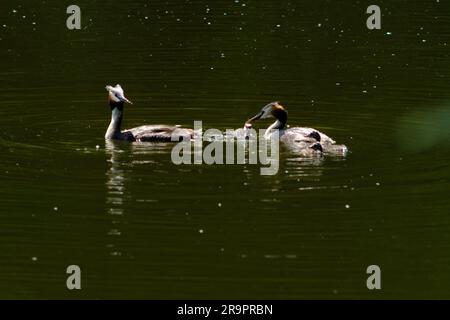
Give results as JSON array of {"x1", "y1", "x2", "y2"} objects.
[
  {"x1": 245, "y1": 102, "x2": 348, "y2": 155},
  {"x1": 105, "y1": 84, "x2": 194, "y2": 142}
]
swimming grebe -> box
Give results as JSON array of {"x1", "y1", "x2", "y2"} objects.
[
  {"x1": 105, "y1": 84, "x2": 194, "y2": 142},
  {"x1": 245, "y1": 102, "x2": 348, "y2": 155}
]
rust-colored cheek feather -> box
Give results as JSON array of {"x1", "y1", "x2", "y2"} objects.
[
  {"x1": 108, "y1": 95, "x2": 122, "y2": 109},
  {"x1": 272, "y1": 106, "x2": 288, "y2": 125}
]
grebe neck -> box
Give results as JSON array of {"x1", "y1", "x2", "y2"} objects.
[
  {"x1": 105, "y1": 107, "x2": 123, "y2": 140},
  {"x1": 264, "y1": 119, "x2": 285, "y2": 139}
]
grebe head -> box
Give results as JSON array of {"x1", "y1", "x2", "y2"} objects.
[
  {"x1": 106, "y1": 84, "x2": 132, "y2": 109},
  {"x1": 306, "y1": 130, "x2": 321, "y2": 142},
  {"x1": 246, "y1": 102, "x2": 287, "y2": 124},
  {"x1": 309, "y1": 142, "x2": 323, "y2": 153}
]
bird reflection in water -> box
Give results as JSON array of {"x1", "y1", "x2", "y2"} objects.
[{"x1": 105, "y1": 140, "x2": 129, "y2": 257}]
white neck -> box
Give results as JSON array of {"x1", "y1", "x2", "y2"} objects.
[
  {"x1": 264, "y1": 120, "x2": 283, "y2": 139},
  {"x1": 105, "y1": 108, "x2": 123, "y2": 140}
]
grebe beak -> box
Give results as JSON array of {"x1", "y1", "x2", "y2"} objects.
[
  {"x1": 121, "y1": 96, "x2": 133, "y2": 104},
  {"x1": 245, "y1": 102, "x2": 279, "y2": 125},
  {"x1": 245, "y1": 110, "x2": 264, "y2": 125}
]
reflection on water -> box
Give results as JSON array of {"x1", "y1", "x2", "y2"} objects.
[{"x1": 105, "y1": 140, "x2": 127, "y2": 257}]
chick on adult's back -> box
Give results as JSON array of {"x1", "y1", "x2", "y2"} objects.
[{"x1": 245, "y1": 102, "x2": 348, "y2": 155}]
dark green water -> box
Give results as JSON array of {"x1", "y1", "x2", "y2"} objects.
[{"x1": 1, "y1": 0, "x2": 450, "y2": 299}]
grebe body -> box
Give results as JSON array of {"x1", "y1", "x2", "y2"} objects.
[
  {"x1": 246, "y1": 102, "x2": 348, "y2": 155},
  {"x1": 105, "y1": 85, "x2": 194, "y2": 142}
]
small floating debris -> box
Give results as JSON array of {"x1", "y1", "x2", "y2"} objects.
[
  {"x1": 31, "y1": 257, "x2": 38, "y2": 262},
  {"x1": 108, "y1": 229, "x2": 121, "y2": 236},
  {"x1": 345, "y1": 204, "x2": 350, "y2": 209},
  {"x1": 199, "y1": 229, "x2": 204, "y2": 234},
  {"x1": 53, "y1": 206, "x2": 58, "y2": 212}
]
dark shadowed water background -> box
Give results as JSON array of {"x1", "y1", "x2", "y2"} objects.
[{"x1": 1, "y1": 0, "x2": 450, "y2": 299}]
